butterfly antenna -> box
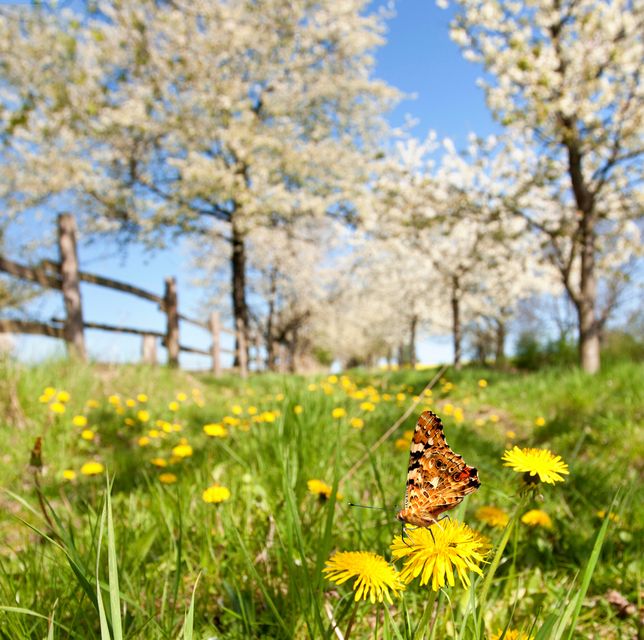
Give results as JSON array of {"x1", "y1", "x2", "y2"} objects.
[{"x1": 348, "y1": 502, "x2": 390, "y2": 512}]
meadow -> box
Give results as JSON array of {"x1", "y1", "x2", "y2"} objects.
[{"x1": 0, "y1": 356, "x2": 641, "y2": 639}]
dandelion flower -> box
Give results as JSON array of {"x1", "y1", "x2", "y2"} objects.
[
  {"x1": 176, "y1": 392, "x2": 187, "y2": 402},
  {"x1": 490, "y1": 414, "x2": 500, "y2": 423},
  {"x1": 323, "y1": 551, "x2": 404, "y2": 604},
  {"x1": 307, "y1": 479, "x2": 343, "y2": 501},
  {"x1": 262, "y1": 411, "x2": 277, "y2": 423},
  {"x1": 395, "y1": 430, "x2": 414, "y2": 451},
  {"x1": 62, "y1": 469, "x2": 76, "y2": 481},
  {"x1": 490, "y1": 630, "x2": 533, "y2": 640},
  {"x1": 350, "y1": 417, "x2": 364, "y2": 429},
  {"x1": 203, "y1": 423, "x2": 227, "y2": 438},
  {"x1": 56, "y1": 390, "x2": 71, "y2": 403},
  {"x1": 86, "y1": 399, "x2": 100, "y2": 409},
  {"x1": 521, "y1": 509, "x2": 553, "y2": 529},
  {"x1": 454, "y1": 408, "x2": 464, "y2": 424},
  {"x1": 202, "y1": 484, "x2": 231, "y2": 503},
  {"x1": 150, "y1": 457, "x2": 167, "y2": 467},
  {"x1": 72, "y1": 415, "x2": 88, "y2": 427},
  {"x1": 80, "y1": 461, "x2": 104, "y2": 476},
  {"x1": 136, "y1": 393, "x2": 148, "y2": 403},
  {"x1": 474, "y1": 418, "x2": 485, "y2": 427},
  {"x1": 293, "y1": 405, "x2": 303, "y2": 415},
  {"x1": 125, "y1": 398, "x2": 137, "y2": 408},
  {"x1": 478, "y1": 379, "x2": 488, "y2": 388},
  {"x1": 534, "y1": 417, "x2": 546, "y2": 427},
  {"x1": 391, "y1": 521, "x2": 489, "y2": 591},
  {"x1": 331, "y1": 407, "x2": 346, "y2": 419},
  {"x1": 108, "y1": 395, "x2": 121, "y2": 406},
  {"x1": 396, "y1": 393, "x2": 406, "y2": 402},
  {"x1": 137, "y1": 410, "x2": 150, "y2": 422},
  {"x1": 172, "y1": 443, "x2": 193, "y2": 458},
  {"x1": 596, "y1": 510, "x2": 620, "y2": 523},
  {"x1": 506, "y1": 430, "x2": 516, "y2": 440},
  {"x1": 138, "y1": 436, "x2": 150, "y2": 446},
  {"x1": 476, "y1": 506, "x2": 510, "y2": 529},
  {"x1": 502, "y1": 447, "x2": 569, "y2": 484},
  {"x1": 81, "y1": 429, "x2": 95, "y2": 441},
  {"x1": 275, "y1": 393, "x2": 285, "y2": 401},
  {"x1": 50, "y1": 402, "x2": 66, "y2": 415},
  {"x1": 231, "y1": 404, "x2": 243, "y2": 415},
  {"x1": 248, "y1": 406, "x2": 258, "y2": 415},
  {"x1": 159, "y1": 473, "x2": 177, "y2": 484},
  {"x1": 168, "y1": 401, "x2": 180, "y2": 412},
  {"x1": 443, "y1": 403, "x2": 454, "y2": 416},
  {"x1": 360, "y1": 401, "x2": 376, "y2": 412}
]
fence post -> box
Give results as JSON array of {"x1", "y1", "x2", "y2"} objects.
[
  {"x1": 236, "y1": 317, "x2": 248, "y2": 379},
  {"x1": 141, "y1": 334, "x2": 157, "y2": 365},
  {"x1": 164, "y1": 277, "x2": 179, "y2": 367},
  {"x1": 209, "y1": 311, "x2": 222, "y2": 377},
  {"x1": 57, "y1": 213, "x2": 87, "y2": 361}
]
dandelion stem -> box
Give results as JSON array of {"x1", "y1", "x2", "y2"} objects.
[
  {"x1": 344, "y1": 599, "x2": 360, "y2": 640},
  {"x1": 413, "y1": 587, "x2": 438, "y2": 640}
]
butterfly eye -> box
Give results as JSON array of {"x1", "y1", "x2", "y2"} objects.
[{"x1": 435, "y1": 460, "x2": 444, "y2": 469}]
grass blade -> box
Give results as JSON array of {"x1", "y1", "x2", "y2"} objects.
[{"x1": 105, "y1": 476, "x2": 123, "y2": 640}]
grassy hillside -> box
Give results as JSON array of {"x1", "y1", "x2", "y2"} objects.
[{"x1": 0, "y1": 357, "x2": 641, "y2": 639}]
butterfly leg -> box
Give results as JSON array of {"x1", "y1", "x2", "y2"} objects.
[{"x1": 401, "y1": 523, "x2": 412, "y2": 547}]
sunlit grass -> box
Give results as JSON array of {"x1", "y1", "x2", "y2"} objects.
[{"x1": 0, "y1": 357, "x2": 641, "y2": 638}]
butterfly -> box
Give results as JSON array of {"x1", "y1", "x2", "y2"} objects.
[{"x1": 396, "y1": 411, "x2": 480, "y2": 529}]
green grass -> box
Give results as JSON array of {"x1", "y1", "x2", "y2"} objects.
[{"x1": 0, "y1": 356, "x2": 642, "y2": 638}]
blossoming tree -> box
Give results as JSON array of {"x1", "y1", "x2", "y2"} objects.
[
  {"x1": 0, "y1": 0, "x2": 397, "y2": 361},
  {"x1": 445, "y1": 0, "x2": 643, "y2": 372}
]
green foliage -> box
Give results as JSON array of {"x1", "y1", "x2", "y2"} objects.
[{"x1": 0, "y1": 357, "x2": 641, "y2": 638}]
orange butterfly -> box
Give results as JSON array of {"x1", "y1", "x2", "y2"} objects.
[{"x1": 396, "y1": 411, "x2": 480, "y2": 529}]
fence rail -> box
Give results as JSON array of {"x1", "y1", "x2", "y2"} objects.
[{"x1": 0, "y1": 213, "x2": 257, "y2": 375}]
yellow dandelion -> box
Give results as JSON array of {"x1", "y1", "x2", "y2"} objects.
[
  {"x1": 307, "y1": 383, "x2": 317, "y2": 391},
  {"x1": 150, "y1": 457, "x2": 167, "y2": 468},
  {"x1": 490, "y1": 414, "x2": 500, "y2": 423},
  {"x1": 136, "y1": 393, "x2": 148, "y2": 403},
  {"x1": 331, "y1": 407, "x2": 346, "y2": 419},
  {"x1": 521, "y1": 509, "x2": 553, "y2": 529},
  {"x1": 148, "y1": 429, "x2": 160, "y2": 438},
  {"x1": 261, "y1": 411, "x2": 276, "y2": 423},
  {"x1": 395, "y1": 430, "x2": 414, "y2": 451},
  {"x1": 502, "y1": 447, "x2": 569, "y2": 484},
  {"x1": 478, "y1": 379, "x2": 488, "y2": 388},
  {"x1": 350, "y1": 417, "x2": 364, "y2": 429},
  {"x1": 476, "y1": 506, "x2": 510, "y2": 529},
  {"x1": 443, "y1": 403, "x2": 454, "y2": 416},
  {"x1": 86, "y1": 399, "x2": 100, "y2": 409},
  {"x1": 534, "y1": 416, "x2": 546, "y2": 427},
  {"x1": 490, "y1": 630, "x2": 533, "y2": 640},
  {"x1": 172, "y1": 443, "x2": 193, "y2": 458},
  {"x1": 223, "y1": 415, "x2": 241, "y2": 426},
  {"x1": 360, "y1": 401, "x2": 376, "y2": 412},
  {"x1": 176, "y1": 392, "x2": 188, "y2": 402},
  {"x1": 474, "y1": 418, "x2": 485, "y2": 427},
  {"x1": 596, "y1": 510, "x2": 620, "y2": 523},
  {"x1": 159, "y1": 473, "x2": 177, "y2": 484},
  {"x1": 203, "y1": 423, "x2": 227, "y2": 438},
  {"x1": 56, "y1": 390, "x2": 70, "y2": 403},
  {"x1": 275, "y1": 393, "x2": 285, "y2": 401},
  {"x1": 80, "y1": 429, "x2": 95, "y2": 441},
  {"x1": 50, "y1": 402, "x2": 66, "y2": 415},
  {"x1": 506, "y1": 430, "x2": 516, "y2": 440},
  {"x1": 231, "y1": 404, "x2": 243, "y2": 415},
  {"x1": 72, "y1": 415, "x2": 88, "y2": 427},
  {"x1": 324, "y1": 551, "x2": 404, "y2": 604},
  {"x1": 168, "y1": 401, "x2": 180, "y2": 412},
  {"x1": 125, "y1": 398, "x2": 137, "y2": 408},
  {"x1": 248, "y1": 406, "x2": 258, "y2": 415},
  {"x1": 454, "y1": 408, "x2": 464, "y2": 424},
  {"x1": 62, "y1": 469, "x2": 76, "y2": 481},
  {"x1": 395, "y1": 393, "x2": 406, "y2": 402},
  {"x1": 108, "y1": 395, "x2": 121, "y2": 406},
  {"x1": 80, "y1": 461, "x2": 104, "y2": 476},
  {"x1": 137, "y1": 410, "x2": 150, "y2": 423},
  {"x1": 293, "y1": 405, "x2": 303, "y2": 415},
  {"x1": 138, "y1": 436, "x2": 151, "y2": 447},
  {"x1": 202, "y1": 484, "x2": 231, "y2": 503},
  {"x1": 391, "y1": 521, "x2": 489, "y2": 591},
  {"x1": 307, "y1": 479, "x2": 343, "y2": 501}
]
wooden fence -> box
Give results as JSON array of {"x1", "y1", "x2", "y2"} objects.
[{"x1": 0, "y1": 213, "x2": 258, "y2": 376}]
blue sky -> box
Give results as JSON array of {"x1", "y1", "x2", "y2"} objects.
[{"x1": 8, "y1": 0, "x2": 497, "y2": 368}]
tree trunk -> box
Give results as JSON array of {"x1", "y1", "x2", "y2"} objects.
[
  {"x1": 231, "y1": 217, "x2": 249, "y2": 367},
  {"x1": 409, "y1": 314, "x2": 418, "y2": 368},
  {"x1": 451, "y1": 276, "x2": 462, "y2": 370},
  {"x1": 265, "y1": 269, "x2": 277, "y2": 371},
  {"x1": 494, "y1": 319, "x2": 506, "y2": 368},
  {"x1": 577, "y1": 214, "x2": 600, "y2": 373}
]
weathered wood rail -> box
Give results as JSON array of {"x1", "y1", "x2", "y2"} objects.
[{"x1": 0, "y1": 213, "x2": 260, "y2": 376}]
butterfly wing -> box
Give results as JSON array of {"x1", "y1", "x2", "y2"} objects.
[{"x1": 398, "y1": 411, "x2": 480, "y2": 526}]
